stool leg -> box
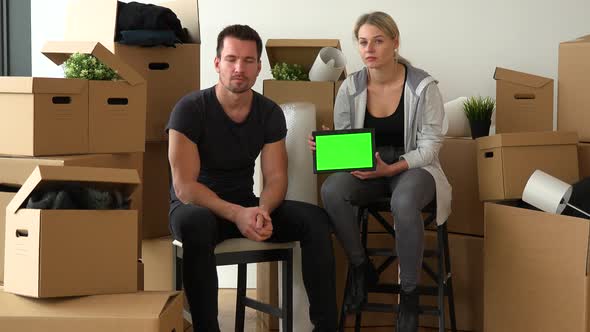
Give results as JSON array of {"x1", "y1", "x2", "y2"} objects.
[
  {"x1": 354, "y1": 311, "x2": 362, "y2": 332},
  {"x1": 437, "y1": 227, "x2": 446, "y2": 332},
  {"x1": 442, "y1": 223, "x2": 458, "y2": 332},
  {"x1": 282, "y1": 249, "x2": 294, "y2": 332},
  {"x1": 235, "y1": 263, "x2": 247, "y2": 332}
]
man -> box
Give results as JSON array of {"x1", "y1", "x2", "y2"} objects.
[{"x1": 166, "y1": 24, "x2": 338, "y2": 331}]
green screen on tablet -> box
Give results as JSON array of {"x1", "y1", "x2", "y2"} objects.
[{"x1": 313, "y1": 129, "x2": 376, "y2": 173}]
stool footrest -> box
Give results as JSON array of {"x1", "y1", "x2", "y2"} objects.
[
  {"x1": 371, "y1": 283, "x2": 440, "y2": 297},
  {"x1": 243, "y1": 297, "x2": 283, "y2": 318},
  {"x1": 362, "y1": 303, "x2": 397, "y2": 313}
]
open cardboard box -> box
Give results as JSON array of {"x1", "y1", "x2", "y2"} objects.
[
  {"x1": 0, "y1": 288, "x2": 183, "y2": 331},
  {"x1": 485, "y1": 202, "x2": 590, "y2": 331},
  {"x1": 0, "y1": 153, "x2": 144, "y2": 258},
  {"x1": 65, "y1": 0, "x2": 201, "y2": 142},
  {"x1": 476, "y1": 131, "x2": 579, "y2": 201},
  {"x1": 3, "y1": 166, "x2": 140, "y2": 298},
  {"x1": 494, "y1": 67, "x2": 553, "y2": 134}
]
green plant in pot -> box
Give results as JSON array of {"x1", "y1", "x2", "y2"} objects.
[
  {"x1": 463, "y1": 96, "x2": 495, "y2": 139},
  {"x1": 63, "y1": 53, "x2": 120, "y2": 81},
  {"x1": 271, "y1": 62, "x2": 309, "y2": 81}
]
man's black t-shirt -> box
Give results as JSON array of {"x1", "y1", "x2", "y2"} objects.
[{"x1": 166, "y1": 86, "x2": 287, "y2": 205}]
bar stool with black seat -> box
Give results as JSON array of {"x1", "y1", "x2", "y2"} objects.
[
  {"x1": 338, "y1": 196, "x2": 457, "y2": 332},
  {"x1": 173, "y1": 238, "x2": 295, "y2": 332}
]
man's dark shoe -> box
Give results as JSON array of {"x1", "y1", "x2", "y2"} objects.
[
  {"x1": 344, "y1": 259, "x2": 379, "y2": 313},
  {"x1": 396, "y1": 288, "x2": 419, "y2": 332}
]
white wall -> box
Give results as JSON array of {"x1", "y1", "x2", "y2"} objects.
[{"x1": 31, "y1": 0, "x2": 590, "y2": 288}]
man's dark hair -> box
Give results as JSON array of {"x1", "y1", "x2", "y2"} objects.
[{"x1": 216, "y1": 24, "x2": 263, "y2": 61}]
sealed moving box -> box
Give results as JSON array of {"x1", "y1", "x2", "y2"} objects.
[
  {"x1": 558, "y1": 35, "x2": 590, "y2": 142},
  {"x1": 0, "y1": 288, "x2": 183, "y2": 332},
  {"x1": 0, "y1": 153, "x2": 144, "y2": 258},
  {"x1": 3, "y1": 166, "x2": 139, "y2": 298},
  {"x1": 476, "y1": 131, "x2": 579, "y2": 201},
  {"x1": 65, "y1": 0, "x2": 201, "y2": 142},
  {"x1": 143, "y1": 142, "x2": 171, "y2": 239},
  {"x1": 485, "y1": 202, "x2": 590, "y2": 331},
  {"x1": 493, "y1": 67, "x2": 553, "y2": 134}
]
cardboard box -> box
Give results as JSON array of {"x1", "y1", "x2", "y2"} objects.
[
  {"x1": 43, "y1": 41, "x2": 147, "y2": 153},
  {"x1": 3, "y1": 166, "x2": 139, "y2": 298},
  {"x1": 143, "y1": 236, "x2": 175, "y2": 291},
  {"x1": 558, "y1": 35, "x2": 590, "y2": 142},
  {"x1": 579, "y1": 143, "x2": 590, "y2": 178},
  {"x1": 0, "y1": 77, "x2": 89, "y2": 156},
  {"x1": 494, "y1": 67, "x2": 553, "y2": 133},
  {"x1": 438, "y1": 137, "x2": 484, "y2": 236},
  {"x1": 0, "y1": 289, "x2": 183, "y2": 331},
  {"x1": 476, "y1": 131, "x2": 579, "y2": 201},
  {"x1": 65, "y1": 0, "x2": 201, "y2": 142},
  {"x1": 143, "y1": 142, "x2": 171, "y2": 239},
  {"x1": 419, "y1": 231, "x2": 483, "y2": 332},
  {"x1": 0, "y1": 190, "x2": 17, "y2": 283},
  {"x1": 484, "y1": 202, "x2": 590, "y2": 331},
  {"x1": 0, "y1": 153, "x2": 144, "y2": 257}
]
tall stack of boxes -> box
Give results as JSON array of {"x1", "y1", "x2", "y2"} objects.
[
  {"x1": 0, "y1": 0, "x2": 201, "y2": 329},
  {"x1": 482, "y1": 35, "x2": 590, "y2": 331}
]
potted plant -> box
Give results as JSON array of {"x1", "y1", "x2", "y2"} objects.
[
  {"x1": 463, "y1": 96, "x2": 495, "y2": 139},
  {"x1": 63, "y1": 53, "x2": 120, "y2": 80},
  {"x1": 271, "y1": 62, "x2": 308, "y2": 81}
]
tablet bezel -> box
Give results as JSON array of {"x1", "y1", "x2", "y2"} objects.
[{"x1": 312, "y1": 128, "x2": 376, "y2": 174}]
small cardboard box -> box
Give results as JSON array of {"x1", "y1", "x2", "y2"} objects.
[
  {"x1": 0, "y1": 289, "x2": 183, "y2": 331},
  {"x1": 65, "y1": 0, "x2": 201, "y2": 142},
  {"x1": 558, "y1": 35, "x2": 590, "y2": 142},
  {"x1": 0, "y1": 153, "x2": 144, "y2": 257},
  {"x1": 476, "y1": 131, "x2": 579, "y2": 201},
  {"x1": 3, "y1": 166, "x2": 139, "y2": 298},
  {"x1": 143, "y1": 142, "x2": 170, "y2": 239},
  {"x1": 263, "y1": 39, "x2": 345, "y2": 205},
  {"x1": 484, "y1": 202, "x2": 590, "y2": 331},
  {"x1": 494, "y1": 67, "x2": 553, "y2": 133},
  {"x1": 439, "y1": 137, "x2": 484, "y2": 236},
  {"x1": 142, "y1": 236, "x2": 175, "y2": 291},
  {"x1": 0, "y1": 77, "x2": 89, "y2": 156},
  {"x1": 43, "y1": 41, "x2": 147, "y2": 153}
]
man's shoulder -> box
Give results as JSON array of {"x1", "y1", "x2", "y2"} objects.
[
  {"x1": 174, "y1": 86, "x2": 216, "y2": 113},
  {"x1": 253, "y1": 90, "x2": 281, "y2": 111}
]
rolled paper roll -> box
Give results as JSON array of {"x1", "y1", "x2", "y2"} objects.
[
  {"x1": 522, "y1": 170, "x2": 573, "y2": 214},
  {"x1": 308, "y1": 47, "x2": 346, "y2": 82}
]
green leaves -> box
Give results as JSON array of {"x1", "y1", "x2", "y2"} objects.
[
  {"x1": 63, "y1": 53, "x2": 120, "y2": 81},
  {"x1": 271, "y1": 62, "x2": 309, "y2": 81},
  {"x1": 463, "y1": 96, "x2": 495, "y2": 121}
]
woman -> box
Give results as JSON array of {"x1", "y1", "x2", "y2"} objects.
[{"x1": 310, "y1": 11, "x2": 451, "y2": 332}]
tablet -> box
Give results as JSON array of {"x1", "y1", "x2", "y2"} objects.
[{"x1": 312, "y1": 128, "x2": 376, "y2": 174}]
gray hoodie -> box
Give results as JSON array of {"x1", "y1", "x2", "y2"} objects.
[{"x1": 333, "y1": 62, "x2": 452, "y2": 225}]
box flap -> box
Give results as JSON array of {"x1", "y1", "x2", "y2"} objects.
[
  {"x1": 65, "y1": 0, "x2": 200, "y2": 49},
  {"x1": 42, "y1": 41, "x2": 145, "y2": 86},
  {"x1": 562, "y1": 34, "x2": 590, "y2": 45},
  {"x1": 477, "y1": 131, "x2": 578, "y2": 150},
  {"x1": 0, "y1": 290, "x2": 181, "y2": 318},
  {"x1": 265, "y1": 39, "x2": 347, "y2": 79},
  {"x1": 7, "y1": 165, "x2": 141, "y2": 214},
  {"x1": 0, "y1": 77, "x2": 86, "y2": 94},
  {"x1": 493, "y1": 67, "x2": 553, "y2": 88}
]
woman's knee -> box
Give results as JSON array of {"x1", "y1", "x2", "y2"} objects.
[{"x1": 321, "y1": 172, "x2": 356, "y2": 204}]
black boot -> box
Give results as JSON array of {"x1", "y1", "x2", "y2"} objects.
[
  {"x1": 396, "y1": 288, "x2": 419, "y2": 332},
  {"x1": 344, "y1": 259, "x2": 379, "y2": 313}
]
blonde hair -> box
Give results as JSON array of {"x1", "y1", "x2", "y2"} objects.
[{"x1": 353, "y1": 11, "x2": 407, "y2": 63}]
